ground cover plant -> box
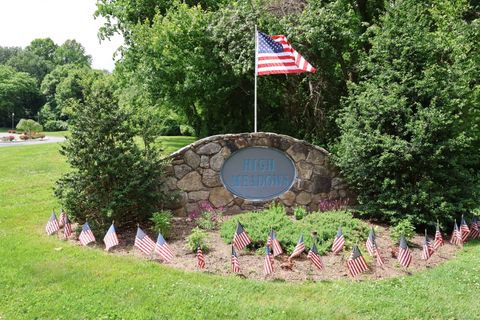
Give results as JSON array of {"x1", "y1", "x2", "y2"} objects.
[
  {"x1": 1, "y1": 143, "x2": 480, "y2": 319},
  {"x1": 220, "y1": 203, "x2": 370, "y2": 254}
]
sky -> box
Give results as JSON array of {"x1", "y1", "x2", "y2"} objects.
[{"x1": 0, "y1": 0, "x2": 123, "y2": 71}]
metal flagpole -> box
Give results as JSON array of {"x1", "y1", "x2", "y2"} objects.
[{"x1": 254, "y1": 25, "x2": 258, "y2": 133}]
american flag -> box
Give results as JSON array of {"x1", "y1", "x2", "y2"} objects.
[
  {"x1": 450, "y1": 221, "x2": 463, "y2": 246},
  {"x1": 256, "y1": 31, "x2": 316, "y2": 75},
  {"x1": 433, "y1": 223, "x2": 444, "y2": 250},
  {"x1": 58, "y1": 208, "x2": 66, "y2": 227},
  {"x1": 470, "y1": 217, "x2": 480, "y2": 239},
  {"x1": 365, "y1": 227, "x2": 376, "y2": 256},
  {"x1": 196, "y1": 247, "x2": 205, "y2": 269},
  {"x1": 267, "y1": 230, "x2": 283, "y2": 256},
  {"x1": 374, "y1": 247, "x2": 385, "y2": 267},
  {"x1": 134, "y1": 227, "x2": 155, "y2": 255},
  {"x1": 332, "y1": 227, "x2": 345, "y2": 254},
  {"x1": 233, "y1": 222, "x2": 251, "y2": 250},
  {"x1": 79, "y1": 222, "x2": 96, "y2": 246},
  {"x1": 231, "y1": 246, "x2": 240, "y2": 273},
  {"x1": 307, "y1": 243, "x2": 324, "y2": 270},
  {"x1": 289, "y1": 234, "x2": 305, "y2": 259},
  {"x1": 347, "y1": 245, "x2": 369, "y2": 277},
  {"x1": 155, "y1": 233, "x2": 174, "y2": 262},
  {"x1": 45, "y1": 211, "x2": 60, "y2": 235},
  {"x1": 103, "y1": 223, "x2": 119, "y2": 251},
  {"x1": 366, "y1": 228, "x2": 384, "y2": 266},
  {"x1": 421, "y1": 231, "x2": 434, "y2": 260},
  {"x1": 264, "y1": 246, "x2": 274, "y2": 275},
  {"x1": 63, "y1": 215, "x2": 73, "y2": 239},
  {"x1": 398, "y1": 236, "x2": 412, "y2": 268},
  {"x1": 460, "y1": 215, "x2": 470, "y2": 242}
]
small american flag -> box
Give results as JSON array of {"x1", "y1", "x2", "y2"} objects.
[
  {"x1": 63, "y1": 215, "x2": 72, "y2": 239},
  {"x1": 233, "y1": 222, "x2": 251, "y2": 250},
  {"x1": 307, "y1": 243, "x2": 323, "y2": 270},
  {"x1": 374, "y1": 247, "x2": 385, "y2": 267},
  {"x1": 79, "y1": 222, "x2": 96, "y2": 246},
  {"x1": 289, "y1": 234, "x2": 305, "y2": 259},
  {"x1": 134, "y1": 227, "x2": 155, "y2": 255},
  {"x1": 365, "y1": 227, "x2": 376, "y2": 256},
  {"x1": 257, "y1": 31, "x2": 316, "y2": 75},
  {"x1": 460, "y1": 215, "x2": 470, "y2": 242},
  {"x1": 264, "y1": 246, "x2": 274, "y2": 275},
  {"x1": 470, "y1": 217, "x2": 480, "y2": 239},
  {"x1": 450, "y1": 221, "x2": 463, "y2": 246},
  {"x1": 103, "y1": 223, "x2": 119, "y2": 251},
  {"x1": 155, "y1": 233, "x2": 174, "y2": 263},
  {"x1": 332, "y1": 227, "x2": 345, "y2": 254},
  {"x1": 196, "y1": 247, "x2": 205, "y2": 269},
  {"x1": 231, "y1": 246, "x2": 240, "y2": 273},
  {"x1": 433, "y1": 223, "x2": 444, "y2": 250},
  {"x1": 347, "y1": 245, "x2": 369, "y2": 277},
  {"x1": 421, "y1": 231, "x2": 434, "y2": 260},
  {"x1": 267, "y1": 230, "x2": 283, "y2": 256},
  {"x1": 58, "y1": 209, "x2": 66, "y2": 227},
  {"x1": 365, "y1": 228, "x2": 384, "y2": 266},
  {"x1": 398, "y1": 236, "x2": 412, "y2": 268},
  {"x1": 45, "y1": 211, "x2": 60, "y2": 235}
]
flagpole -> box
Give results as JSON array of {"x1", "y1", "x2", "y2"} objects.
[{"x1": 254, "y1": 25, "x2": 258, "y2": 133}]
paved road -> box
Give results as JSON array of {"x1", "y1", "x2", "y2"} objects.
[{"x1": 0, "y1": 133, "x2": 66, "y2": 147}]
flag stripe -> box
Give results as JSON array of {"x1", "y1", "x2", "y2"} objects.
[{"x1": 256, "y1": 31, "x2": 316, "y2": 76}]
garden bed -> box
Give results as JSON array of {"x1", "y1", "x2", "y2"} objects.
[{"x1": 65, "y1": 215, "x2": 460, "y2": 282}]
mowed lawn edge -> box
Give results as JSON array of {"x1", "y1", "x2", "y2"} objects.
[{"x1": 0, "y1": 142, "x2": 479, "y2": 320}]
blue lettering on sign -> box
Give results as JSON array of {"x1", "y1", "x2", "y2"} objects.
[{"x1": 220, "y1": 147, "x2": 297, "y2": 201}]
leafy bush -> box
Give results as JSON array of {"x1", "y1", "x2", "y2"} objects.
[
  {"x1": 159, "y1": 118, "x2": 181, "y2": 136},
  {"x1": 335, "y1": 0, "x2": 480, "y2": 227},
  {"x1": 180, "y1": 124, "x2": 195, "y2": 136},
  {"x1": 185, "y1": 227, "x2": 208, "y2": 252},
  {"x1": 293, "y1": 206, "x2": 308, "y2": 220},
  {"x1": 390, "y1": 219, "x2": 415, "y2": 244},
  {"x1": 16, "y1": 119, "x2": 42, "y2": 138},
  {"x1": 220, "y1": 204, "x2": 369, "y2": 255},
  {"x1": 192, "y1": 201, "x2": 223, "y2": 230},
  {"x1": 43, "y1": 120, "x2": 68, "y2": 131},
  {"x1": 55, "y1": 76, "x2": 167, "y2": 229},
  {"x1": 150, "y1": 210, "x2": 173, "y2": 238}
]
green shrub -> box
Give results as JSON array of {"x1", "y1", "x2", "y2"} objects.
[
  {"x1": 390, "y1": 219, "x2": 415, "y2": 244},
  {"x1": 185, "y1": 227, "x2": 208, "y2": 252},
  {"x1": 193, "y1": 201, "x2": 223, "y2": 230},
  {"x1": 159, "y1": 118, "x2": 181, "y2": 136},
  {"x1": 334, "y1": 0, "x2": 480, "y2": 227},
  {"x1": 55, "y1": 76, "x2": 167, "y2": 229},
  {"x1": 180, "y1": 124, "x2": 195, "y2": 136},
  {"x1": 293, "y1": 206, "x2": 308, "y2": 220},
  {"x1": 220, "y1": 204, "x2": 369, "y2": 255},
  {"x1": 43, "y1": 120, "x2": 68, "y2": 131},
  {"x1": 16, "y1": 118, "x2": 42, "y2": 138},
  {"x1": 150, "y1": 210, "x2": 173, "y2": 238}
]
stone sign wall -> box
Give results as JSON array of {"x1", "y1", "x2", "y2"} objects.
[{"x1": 162, "y1": 132, "x2": 350, "y2": 216}]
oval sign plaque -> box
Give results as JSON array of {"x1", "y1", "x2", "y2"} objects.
[{"x1": 220, "y1": 147, "x2": 297, "y2": 201}]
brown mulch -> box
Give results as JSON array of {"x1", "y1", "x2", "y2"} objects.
[{"x1": 66, "y1": 218, "x2": 460, "y2": 282}]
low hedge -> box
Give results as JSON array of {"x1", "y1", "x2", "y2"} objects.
[{"x1": 220, "y1": 204, "x2": 369, "y2": 255}]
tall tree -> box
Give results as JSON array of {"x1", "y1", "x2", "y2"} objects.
[
  {"x1": 54, "y1": 40, "x2": 92, "y2": 66},
  {"x1": 25, "y1": 38, "x2": 58, "y2": 63},
  {"x1": 55, "y1": 75, "x2": 166, "y2": 230},
  {"x1": 0, "y1": 65, "x2": 40, "y2": 127}
]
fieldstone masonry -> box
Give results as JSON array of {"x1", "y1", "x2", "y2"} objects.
[{"x1": 162, "y1": 132, "x2": 350, "y2": 216}]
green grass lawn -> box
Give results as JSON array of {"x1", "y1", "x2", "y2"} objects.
[{"x1": 1, "y1": 142, "x2": 479, "y2": 319}]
